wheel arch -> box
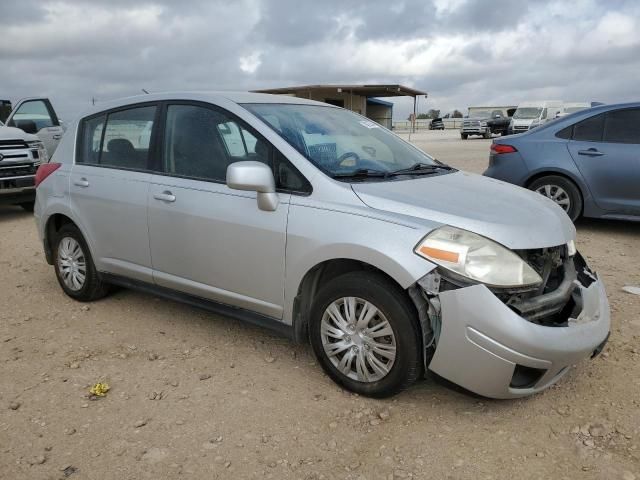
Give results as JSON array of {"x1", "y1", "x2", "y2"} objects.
[
  {"x1": 524, "y1": 169, "x2": 586, "y2": 199},
  {"x1": 43, "y1": 213, "x2": 80, "y2": 264},
  {"x1": 290, "y1": 258, "x2": 425, "y2": 346}
]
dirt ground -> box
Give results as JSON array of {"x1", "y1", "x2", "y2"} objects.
[{"x1": 1, "y1": 130, "x2": 639, "y2": 480}]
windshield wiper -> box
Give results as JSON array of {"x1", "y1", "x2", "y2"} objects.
[
  {"x1": 388, "y1": 162, "x2": 455, "y2": 176},
  {"x1": 332, "y1": 168, "x2": 389, "y2": 179}
]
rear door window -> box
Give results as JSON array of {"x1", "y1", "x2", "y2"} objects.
[
  {"x1": 572, "y1": 113, "x2": 604, "y2": 142},
  {"x1": 100, "y1": 106, "x2": 156, "y2": 169},
  {"x1": 603, "y1": 109, "x2": 640, "y2": 144}
]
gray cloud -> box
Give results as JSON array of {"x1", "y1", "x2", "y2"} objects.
[{"x1": 0, "y1": 0, "x2": 638, "y2": 121}]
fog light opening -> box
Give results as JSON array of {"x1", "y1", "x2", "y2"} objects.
[{"x1": 510, "y1": 365, "x2": 547, "y2": 389}]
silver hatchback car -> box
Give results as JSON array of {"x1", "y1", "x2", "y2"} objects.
[{"x1": 34, "y1": 92, "x2": 610, "y2": 399}]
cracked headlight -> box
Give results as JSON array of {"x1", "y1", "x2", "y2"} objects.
[{"x1": 414, "y1": 226, "x2": 542, "y2": 288}]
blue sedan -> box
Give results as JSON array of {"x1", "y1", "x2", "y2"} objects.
[{"x1": 484, "y1": 102, "x2": 640, "y2": 222}]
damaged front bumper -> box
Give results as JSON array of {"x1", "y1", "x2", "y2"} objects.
[{"x1": 417, "y1": 254, "x2": 610, "y2": 399}]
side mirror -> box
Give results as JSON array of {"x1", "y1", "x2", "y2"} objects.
[{"x1": 226, "y1": 161, "x2": 279, "y2": 211}]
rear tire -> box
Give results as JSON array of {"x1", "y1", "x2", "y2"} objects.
[
  {"x1": 53, "y1": 224, "x2": 109, "y2": 301},
  {"x1": 309, "y1": 272, "x2": 422, "y2": 398},
  {"x1": 529, "y1": 175, "x2": 583, "y2": 222}
]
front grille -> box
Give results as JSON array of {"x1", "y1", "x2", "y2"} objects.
[
  {"x1": 463, "y1": 120, "x2": 480, "y2": 127},
  {"x1": 513, "y1": 125, "x2": 529, "y2": 131},
  {"x1": 0, "y1": 164, "x2": 37, "y2": 179},
  {"x1": 0, "y1": 139, "x2": 29, "y2": 150}
]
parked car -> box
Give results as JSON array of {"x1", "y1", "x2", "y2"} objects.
[
  {"x1": 5, "y1": 98, "x2": 64, "y2": 156},
  {"x1": 35, "y1": 92, "x2": 610, "y2": 399},
  {"x1": 460, "y1": 109, "x2": 512, "y2": 139},
  {"x1": 509, "y1": 100, "x2": 564, "y2": 134},
  {"x1": 485, "y1": 102, "x2": 640, "y2": 222},
  {"x1": 488, "y1": 108, "x2": 516, "y2": 136},
  {"x1": 460, "y1": 111, "x2": 493, "y2": 139},
  {"x1": 429, "y1": 117, "x2": 444, "y2": 130},
  {"x1": 0, "y1": 118, "x2": 48, "y2": 210}
]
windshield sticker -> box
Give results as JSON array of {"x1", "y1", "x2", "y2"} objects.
[{"x1": 359, "y1": 120, "x2": 380, "y2": 129}]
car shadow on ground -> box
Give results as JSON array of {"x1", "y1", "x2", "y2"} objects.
[
  {"x1": 0, "y1": 205, "x2": 32, "y2": 222},
  {"x1": 103, "y1": 285, "x2": 535, "y2": 408}
]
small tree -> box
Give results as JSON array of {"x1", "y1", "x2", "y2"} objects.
[
  {"x1": 452, "y1": 110, "x2": 463, "y2": 118},
  {"x1": 416, "y1": 113, "x2": 430, "y2": 119},
  {"x1": 427, "y1": 109, "x2": 441, "y2": 119}
]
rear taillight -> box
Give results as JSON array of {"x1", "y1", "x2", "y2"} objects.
[
  {"x1": 35, "y1": 163, "x2": 61, "y2": 187},
  {"x1": 490, "y1": 143, "x2": 518, "y2": 154}
]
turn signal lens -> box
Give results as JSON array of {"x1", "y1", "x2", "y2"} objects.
[{"x1": 490, "y1": 143, "x2": 518, "y2": 154}]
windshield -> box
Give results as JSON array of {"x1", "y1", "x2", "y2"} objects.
[
  {"x1": 513, "y1": 107, "x2": 543, "y2": 120},
  {"x1": 243, "y1": 104, "x2": 440, "y2": 179},
  {"x1": 470, "y1": 111, "x2": 491, "y2": 118}
]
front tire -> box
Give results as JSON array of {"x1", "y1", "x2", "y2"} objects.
[
  {"x1": 529, "y1": 175, "x2": 583, "y2": 222},
  {"x1": 461, "y1": 134, "x2": 468, "y2": 140},
  {"x1": 309, "y1": 272, "x2": 422, "y2": 398},
  {"x1": 53, "y1": 224, "x2": 109, "y2": 301},
  {"x1": 19, "y1": 202, "x2": 34, "y2": 212}
]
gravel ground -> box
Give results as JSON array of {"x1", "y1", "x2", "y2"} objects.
[{"x1": 1, "y1": 130, "x2": 639, "y2": 479}]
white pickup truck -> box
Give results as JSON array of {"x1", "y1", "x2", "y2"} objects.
[{"x1": 0, "y1": 98, "x2": 63, "y2": 210}]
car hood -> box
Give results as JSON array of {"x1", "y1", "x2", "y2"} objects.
[
  {"x1": 351, "y1": 171, "x2": 575, "y2": 250},
  {"x1": 0, "y1": 126, "x2": 38, "y2": 142}
]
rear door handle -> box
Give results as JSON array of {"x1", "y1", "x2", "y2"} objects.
[
  {"x1": 73, "y1": 178, "x2": 89, "y2": 187},
  {"x1": 578, "y1": 148, "x2": 604, "y2": 157},
  {"x1": 52, "y1": 134, "x2": 62, "y2": 140},
  {"x1": 153, "y1": 191, "x2": 176, "y2": 203}
]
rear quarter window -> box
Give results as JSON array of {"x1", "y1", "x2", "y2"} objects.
[
  {"x1": 571, "y1": 113, "x2": 604, "y2": 142},
  {"x1": 78, "y1": 115, "x2": 106, "y2": 164}
]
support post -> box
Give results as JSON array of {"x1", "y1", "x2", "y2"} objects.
[{"x1": 412, "y1": 96, "x2": 417, "y2": 133}]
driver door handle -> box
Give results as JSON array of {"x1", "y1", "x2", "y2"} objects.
[
  {"x1": 73, "y1": 178, "x2": 89, "y2": 187},
  {"x1": 578, "y1": 148, "x2": 604, "y2": 157},
  {"x1": 153, "y1": 191, "x2": 176, "y2": 203}
]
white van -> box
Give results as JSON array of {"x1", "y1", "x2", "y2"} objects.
[{"x1": 510, "y1": 101, "x2": 563, "y2": 133}]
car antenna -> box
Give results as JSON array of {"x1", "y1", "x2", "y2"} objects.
[{"x1": 141, "y1": 89, "x2": 150, "y2": 94}]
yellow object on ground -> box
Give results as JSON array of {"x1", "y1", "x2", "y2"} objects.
[{"x1": 89, "y1": 382, "x2": 110, "y2": 396}]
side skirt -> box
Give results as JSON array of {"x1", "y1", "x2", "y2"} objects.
[{"x1": 100, "y1": 272, "x2": 295, "y2": 340}]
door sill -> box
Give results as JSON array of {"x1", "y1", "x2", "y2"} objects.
[{"x1": 100, "y1": 272, "x2": 294, "y2": 339}]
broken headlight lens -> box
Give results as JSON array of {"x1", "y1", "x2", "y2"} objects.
[{"x1": 414, "y1": 226, "x2": 542, "y2": 288}]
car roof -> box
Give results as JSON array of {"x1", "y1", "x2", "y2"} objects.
[{"x1": 78, "y1": 91, "x2": 332, "y2": 119}]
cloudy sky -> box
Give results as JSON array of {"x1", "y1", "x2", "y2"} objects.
[{"x1": 1, "y1": 0, "x2": 639, "y2": 121}]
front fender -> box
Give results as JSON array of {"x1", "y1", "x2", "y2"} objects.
[{"x1": 283, "y1": 204, "x2": 435, "y2": 324}]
